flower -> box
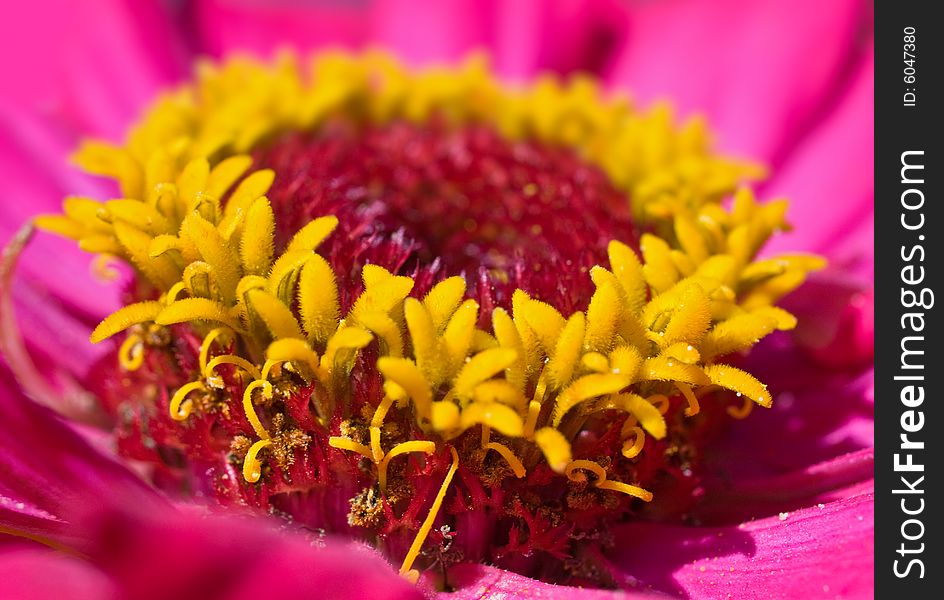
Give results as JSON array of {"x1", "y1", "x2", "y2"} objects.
[{"x1": 0, "y1": 6, "x2": 870, "y2": 593}]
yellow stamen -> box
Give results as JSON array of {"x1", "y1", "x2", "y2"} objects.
[
  {"x1": 534, "y1": 427, "x2": 571, "y2": 473},
  {"x1": 727, "y1": 395, "x2": 755, "y2": 419},
  {"x1": 91, "y1": 254, "x2": 121, "y2": 282},
  {"x1": 523, "y1": 400, "x2": 542, "y2": 439},
  {"x1": 399, "y1": 446, "x2": 459, "y2": 583},
  {"x1": 378, "y1": 440, "x2": 436, "y2": 492},
  {"x1": 205, "y1": 354, "x2": 263, "y2": 381},
  {"x1": 370, "y1": 395, "x2": 397, "y2": 462},
  {"x1": 242, "y1": 380, "x2": 273, "y2": 439},
  {"x1": 565, "y1": 459, "x2": 608, "y2": 483},
  {"x1": 676, "y1": 382, "x2": 700, "y2": 417},
  {"x1": 648, "y1": 393, "x2": 670, "y2": 415},
  {"x1": 328, "y1": 436, "x2": 373, "y2": 459},
  {"x1": 37, "y1": 51, "x2": 825, "y2": 515},
  {"x1": 169, "y1": 380, "x2": 206, "y2": 420},
  {"x1": 118, "y1": 333, "x2": 145, "y2": 371},
  {"x1": 199, "y1": 327, "x2": 232, "y2": 374},
  {"x1": 565, "y1": 459, "x2": 652, "y2": 501},
  {"x1": 164, "y1": 281, "x2": 187, "y2": 304},
  {"x1": 621, "y1": 426, "x2": 645, "y2": 459},
  {"x1": 242, "y1": 438, "x2": 273, "y2": 483},
  {"x1": 596, "y1": 480, "x2": 654, "y2": 502},
  {"x1": 484, "y1": 442, "x2": 527, "y2": 478}
]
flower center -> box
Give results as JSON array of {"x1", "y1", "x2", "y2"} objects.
[
  {"x1": 255, "y1": 121, "x2": 638, "y2": 316},
  {"x1": 26, "y1": 51, "x2": 826, "y2": 588}
]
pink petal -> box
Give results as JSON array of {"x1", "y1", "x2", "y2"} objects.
[
  {"x1": 609, "y1": 490, "x2": 874, "y2": 598},
  {"x1": 84, "y1": 505, "x2": 423, "y2": 600},
  {"x1": 0, "y1": 378, "x2": 162, "y2": 548},
  {"x1": 608, "y1": 0, "x2": 872, "y2": 164},
  {"x1": 184, "y1": 0, "x2": 369, "y2": 58},
  {"x1": 372, "y1": 0, "x2": 627, "y2": 77},
  {"x1": 442, "y1": 563, "x2": 660, "y2": 599},
  {"x1": 708, "y1": 333, "x2": 873, "y2": 479},
  {"x1": 189, "y1": 0, "x2": 625, "y2": 79},
  {"x1": 0, "y1": 0, "x2": 186, "y2": 140},
  {"x1": 761, "y1": 48, "x2": 874, "y2": 273},
  {"x1": 696, "y1": 449, "x2": 874, "y2": 523},
  {"x1": 0, "y1": 548, "x2": 117, "y2": 600}
]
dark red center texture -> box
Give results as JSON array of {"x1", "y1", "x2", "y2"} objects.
[{"x1": 254, "y1": 119, "x2": 639, "y2": 315}]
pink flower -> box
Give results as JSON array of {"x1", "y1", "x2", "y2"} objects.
[{"x1": 0, "y1": 1, "x2": 873, "y2": 598}]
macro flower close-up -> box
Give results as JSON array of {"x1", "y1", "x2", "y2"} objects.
[{"x1": 0, "y1": 1, "x2": 874, "y2": 598}]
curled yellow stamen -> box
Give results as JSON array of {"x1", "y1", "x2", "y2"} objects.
[
  {"x1": 169, "y1": 380, "x2": 206, "y2": 420},
  {"x1": 242, "y1": 380, "x2": 273, "y2": 439},
  {"x1": 378, "y1": 440, "x2": 436, "y2": 492},
  {"x1": 727, "y1": 394, "x2": 755, "y2": 419},
  {"x1": 565, "y1": 459, "x2": 608, "y2": 483},
  {"x1": 242, "y1": 438, "x2": 273, "y2": 483},
  {"x1": 118, "y1": 333, "x2": 145, "y2": 371},
  {"x1": 164, "y1": 282, "x2": 187, "y2": 304},
  {"x1": 199, "y1": 327, "x2": 232, "y2": 373},
  {"x1": 676, "y1": 382, "x2": 700, "y2": 417},
  {"x1": 328, "y1": 436, "x2": 373, "y2": 459},
  {"x1": 204, "y1": 354, "x2": 262, "y2": 381},
  {"x1": 621, "y1": 426, "x2": 646, "y2": 459},
  {"x1": 648, "y1": 393, "x2": 670, "y2": 415},
  {"x1": 399, "y1": 446, "x2": 459, "y2": 584},
  {"x1": 91, "y1": 254, "x2": 121, "y2": 282},
  {"x1": 484, "y1": 442, "x2": 526, "y2": 478},
  {"x1": 260, "y1": 358, "x2": 281, "y2": 381},
  {"x1": 565, "y1": 459, "x2": 652, "y2": 501}
]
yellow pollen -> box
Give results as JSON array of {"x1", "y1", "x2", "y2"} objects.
[
  {"x1": 242, "y1": 380, "x2": 273, "y2": 439},
  {"x1": 169, "y1": 380, "x2": 206, "y2": 420},
  {"x1": 399, "y1": 446, "x2": 459, "y2": 584},
  {"x1": 118, "y1": 333, "x2": 145, "y2": 371},
  {"x1": 242, "y1": 438, "x2": 273, "y2": 483}
]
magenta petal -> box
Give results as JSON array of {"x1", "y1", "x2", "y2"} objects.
[
  {"x1": 0, "y1": 548, "x2": 117, "y2": 600},
  {"x1": 0, "y1": 379, "x2": 162, "y2": 548},
  {"x1": 609, "y1": 491, "x2": 874, "y2": 598},
  {"x1": 697, "y1": 449, "x2": 874, "y2": 523},
  {"x1": 86, "y1": 506, "x2": 422, "y2": 600},
  {"x1": 708, "y1": 334, "x2": 873, "y2": 478},
  {"x1": 761, "y1": 48, "x2": 875, "y2": 273},
  {"x1": 608, "y1": 0, "x2": 871, "y2": 163},
  {"x1": 370, "y1": 0, "x2": 491, "y2": 66},
  {"x1": 1, "y1": 0, "x2": 186, "y2": 140},
  {"x1": 186, "y1": 0, "x2": 369, "y2": 57},
  {"x1": 442, "y1": 563, "x2": 660, "y2": 599},
  {"x1": 372, "y1": 0, "x2": 624, "y2": 77}
]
